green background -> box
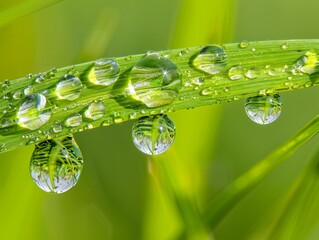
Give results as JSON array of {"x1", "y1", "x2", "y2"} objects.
[{"x1": 0, "y1": 0, "x2": 319, "y2": 239}]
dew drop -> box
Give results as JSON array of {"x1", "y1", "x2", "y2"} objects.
[
  {"x1": 132, "y1": 114, "x2": 175, "y2": 155},
  {"x1": 245, "y1": 68, "x2": 259, "y2": 79},
  {"x1": 65, "y1": 113, "x2": 82, "y2": 127},
  {"x1": 281, "y1": 43, "x2": 288, "y2": 50},
  {"x1": 84, "y1": 100, "x2": 106, "y2": 120},
  {"x1": 228, "y1": 65, "x2": 244, "y2": 80},
  {"x1": 24, "y1": 85, "x2": 35, "y2": 95},
  {"x1": 13, "y1": 90, "x2": 22, "y2": 100},
  {"x1": 52, "y1": 122, "x2": 63, "y2": 133},
  {"x1": 30, "y1": 135, "x2": 83, "y2": 194},
  {"x1": 244, "y1": 94, "x2": 282, "y2": 125},
  {"x1": 56, "y1": 75, "x2": 83, "y2": 100},
  {"x1": 192, "y1": 45, "x2": 228, "y2": 75},
  {"x1": 88, "y1": 58, "x2": 120, "y2": 86},
  {"x1": 294, "y1": 49, "x2": 319, "y2": 75},
  {"x1": 127, "y1": 53, "x2": 182, "y2": 108},
  {"x1": 201, "y1": 87, "x2": 213, "y2": 96},
  {"x1": 17, "y1": 94, "x2": 51, "y2": 130},
  {"x1": 35, "y1": 73, "x2": 45, "y2": 83},
  {"x1": 238, "y1": 41, "x2": 249, "y2": 49}
]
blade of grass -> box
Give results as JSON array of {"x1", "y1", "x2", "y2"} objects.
[
  {"x1": 203, "y1": 113, "x2": 319, "y2": 229},
  {"x1": 0, "y1": 0, "x2": 61, "y2": 29}
]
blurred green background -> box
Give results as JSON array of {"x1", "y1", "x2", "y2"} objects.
[{"x1": 0, "y1": 0, "x2": 319, "y2": 239}]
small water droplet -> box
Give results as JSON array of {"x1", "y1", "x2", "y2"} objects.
[
  {"x1": 88, "y1": 59, "x2": 120, "y2": 86},
  {"x1": 201, "y1": 87, "x2": 213, "y2": 96},
  {"x1": 52, "y1": 122, "x2": 63, "y2": 133},
  {"x1": 192, "y1": 45, "x2": 228, "y2": 75},
  {"x1": 65, "y1": 113, "x2": 82, "y2": 127},
  {"x1": 17, "y1": 94, "x2": 51, "y2": 130},
  {"x1": 132, "y1": 114, "x2": 175, "y2": 155},
  {"x1": 238, "y1": 41, "x2": 249, "y2": 49},
  {"x1": 30, "y1": 135, "x2": 83, "y2": 194},
  {"x1": 228, "y1": 65, "x2": 244, "y2": 80},
  {"x1": 281, "y1": 43, "x2": 288, "y2": 50},
  {"x1": 0, "y1": 118, "x2": 11, "y2": 128},
  {"x1": 245, "y1": 94, "x2": 282, "y2": 125},
  {"x1": 13, "y1": 90, "x2": 22, "y2": 100},
  {"x1": 84, "y1": 100, "x2": 106, "y2": 120},
  {"x1": 251, "y1": 48, "x2": 256, "y2": 52},
  {"x1": 245, "y1": 68, "x2": 259, "y2": 79},
  {"x1": 113, "y1": 112, "x2": 123, "y2": 123},
  {"x1": 56, "y1": 75, "x2": 83, "y2": 101},
  {"x1": 129, "y1": 112, "x2": 138, "y2": 119},
  {"x1": 267, "y1": 69, "x2": 276, "y2": 76},
  {"x1": 127, "y1": 53, "x2": 182, "y2": 108},
  {"x1": 27, "y1": 73, "x2": 33, "y2": 79},
  {"x1": 24, "y1": 85, "x2": 35, "y2": 95},
  {"x1": 35, "y1": 73, "x2": 45, "y2": 83},
  {"x1": 294, "y1": 49, "x2": 319, "y2": 75}
]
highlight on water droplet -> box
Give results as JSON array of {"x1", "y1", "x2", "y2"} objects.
[
  {"x1": 132, "y1": 114, "x2": 175, "y2": 155},
  {"x1": 244, "y1": 94, "x2": 282, "y2": 125},
  {"x1": 65, "y1": 113, "x2": 82, "y2": 127},
  {"x1": 228, "y1": 65, "x2": 244, "y2": 80},
  {"x1": 127, "y1": 53, "x2": 182, "y2": 108},
  {"x1": 56, "y1": 75, "x2": 83, "y2": 100},
  {"x1": 84, "y1": 100, "x2": 106, "y2": 120},
  {"x1": 192, "y1": 45, "x2": 228, "y2": 75},
  {"x1": 88, "y1": 58, "x2": 120, "y2": 86},
  {"x1": 17, "y1": 94, "x2": 51, "y2": 130},
  {"x1": 30, "y1": 135, "x2": 83, "y2": 194}
]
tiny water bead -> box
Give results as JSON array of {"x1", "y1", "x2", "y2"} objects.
[
  {"x1": 17, "y1": 94, "x2": 51, "y2": 130},
  {"x1": 88, "y1": 58, "x2": 120, "y2": 86},
  {"x1": 132, "y1": 114, "x2": 176, "y2": 155},
  {"x1": 84, "y1": 100, "x2": 106, "y2": 120},
  {"x1": 192, "y1": 45, "x2": 228, "y2": 75},
  {"x1": 56, "y1": 74, "x2": 83, "y2": 100},
  {"x1": 127, "y1": 53, "x2": 182, "y2": 108},
  {"x1": 30, "y1": 135, "x2": 83, "y2": 194},
  {"x1": 65, "y1": 113, "x2": 82, "y2": 127},
  {"x1": 244, "y1": 94, "x2": 282, "y2": 125}
]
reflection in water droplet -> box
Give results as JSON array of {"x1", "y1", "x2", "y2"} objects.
[
  {"x1": 228, "y1": 65, "x2": 244, "y2": 80},
  {"x1": 293, "y1": 49, "x2": 319, "y2": 75},
  {"x1": 30, "y1": 135, "x2": 83, "y2": 194},
  {"x1": 89, "y1": 58, "x2": 120, "y2": 86},
  {"x1": 56, "y1": 75, "x2": 83, "y2": 100},
  {"x1": 245, "y1": 94, "x2": 282, "y2": 125},
  {"x1": 127, "y1": 53, "x2": 182, "y2": 108},
  {"x1": 84, "y1": 100, "x2": 106, "y2": 120},
  {"x1": 65, "y1": 113, "x2": 82, "y2": 127},
  {"x1": 132, "y1": 114, "x2": 175, "y2": 155},
  {"x1": 17, "y1": 94, "x2": 51, "y2": 130},
  {"x1": 192, "y1": 45, "x2": 227, "y2": 75}
]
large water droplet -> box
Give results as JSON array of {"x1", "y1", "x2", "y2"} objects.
[
  {"x1": 17, "y1": 94, "x2": 51, "y2": 130},
  {"x1": 132, "y1": 114, "x2": 175, "y2": 155},
  {"x1": 89, "y1": 58, "x2": 120, "y2": 86},
  {"x1": 56, "y1": 75, "x2": 83, "y2": 100},
  {"x1": 294, "y1": 49, "x2": 319, "y2": 75},
  {"x1": 127, "y1": 53, "x2": 182, "y2": 108},
  {"x1": 245, "y1": 94, "x2": 282, "y2": 125},
  {"x1": 84, "y1": 100, "x2": 106, "y2": 120},
  {"x1": 30, "y1": 135, "x2": 83, "y2": 194},
  {"x1": 192, "y1": 45, "x2": 228, "y2": 75}
]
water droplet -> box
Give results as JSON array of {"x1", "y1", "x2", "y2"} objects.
[
  {"x1": 113, "y1": 112, "x2": 123, "y2": 123},
  {"x1": 245, "y1": 94, "x2": 282, "y2": 125},
  {"x1": 84, "y1": 100, "x2": 106, "y2": 120},
  {"x1": 228, "y1": 65, "x2": 244, "y2": 80},
  {"x1": 52, "y1": 122, "x2": 63, "y2": 133},
  {"x1": 17, "y1": 94, "x2": 51, "y2": 130},
  {"x1": 267, "y1": 69, "x2": 276, "y2": 76},
  {"x1": 24, "y1": 85, "x2": 35, "y2": 95},
  {"x1": 238, "y1": 41, "x2": 249, "y2": 49},
  {"x1": 281, "y1": 43, "x2": 288, "y2": 50},
  {"x1": 13, "y1": 90, "x2": 22, "y2": 100},
  {"x1": 35, "y1": 73, "x2": 45, "y2": 83},
  {"x1": 56, "y1": 75, "x2": 83, "y2": 101},
  {"x1": 30, "y1": 135, "x2": 83, "y2": 194},
  {"x1": 294, "y1": 49, "x2": 319, "y2": 75},
  {"x1": 132, "y1": 114, "x2": 175, "y2": 155},
  {"x1": 251, "y1": 48, "x2": 256, "y2": 52},
  {"x1": 127, "y1": 53, "x2": 182, "y2": 108},
  {"x1": 245, "y1": 68, "x2": 259, "y2": 79},
  {"x1": 88, "y1": 59, "x2": 120, "y2": 86},
  {"x1": 0, "y1": 118, "x2": 11, "y2": 128},
  {"x1": 65, "y1": 113, "x2": 82, "y2": 127},
  {"x1": 201, "y1": 87, "x2": 213, "y2": 96},
  {"x1": 192, "y1": 45, "x2": 227, "y2": 75}
]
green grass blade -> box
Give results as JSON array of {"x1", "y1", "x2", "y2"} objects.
[
  {"x1": 203, "y1": 113, "x2": 319, "y2": 229},
  {"x1": 0, "y1": 0, "x2": 61, "y2": 29}
]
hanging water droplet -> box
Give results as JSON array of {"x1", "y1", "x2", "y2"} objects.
[
  {"x1": 245, "y1": 68, "x2": 259, "y2": 79},
  {"x1": 65, "y1": 113, "x2": 82, "y2": 127},
  {"x1": 84, "y1": 100, "x2": 106, "y2": 120},
  {"x1": 244, "y1": 94, "x2": 282, "y2": 125},
  {"x1": 30, "y1": 135, "x2": 83, "y2": 194},
  {"x1": 132, "y1": 114, "x2": 175, "y2": 155},
  {"x1": 192, "y1": 45, "x2": 228, "y2": 75},
  {"x1": 88, "y1": 58, "x2": 120, "y2": 86},
  {"x1": 228, "y1": 65, "x2": 244, "y2": 80},
  {"x1": 293, "y1": 49, "x2": 319, "y2": 75},
  {"x1": 17, "y1": 94, "x2": 51, "y2": 130},
  {"x1": 127, "y1": 53, "x2": 182, "y2": 108},
  {"x1": 56, "y1": 75, "x2": 83, "y2": 100}
]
